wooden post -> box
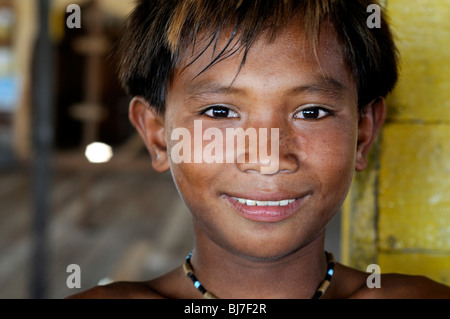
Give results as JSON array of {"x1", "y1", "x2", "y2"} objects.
[{"x1": 31, "y1": 0, "x2": 53, "y2": 299}]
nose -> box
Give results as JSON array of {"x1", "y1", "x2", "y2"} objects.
[{"x1": 234, "y1": 117, "x2": 300, "y2": 175}]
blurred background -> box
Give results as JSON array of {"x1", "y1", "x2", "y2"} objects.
[{"x1": 0, "y1": 0, "x2": 448, "y2": 299}]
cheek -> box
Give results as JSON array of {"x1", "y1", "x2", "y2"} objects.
[
  {"x1": 170, "y1": 161, "x2": 212, "y2": 193},
  {"x1": 168, "y1": 144, "x2": 225, "y2": 211},
  {"x1": 169, "y1": 162, "x2": 215, "y2": 222},
  {"x1": 306, "y1": 123, "x2": 358, "y2": 194}
]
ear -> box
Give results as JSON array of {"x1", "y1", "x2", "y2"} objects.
[
  {"x1": 129, "y1": 97, "x2": 170, "y2": 172},
  {"x1": 355, "y1": 97, "x2": 386, "y2": 172}
]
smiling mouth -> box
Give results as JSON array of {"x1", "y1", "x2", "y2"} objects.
[
  {"x1": 231, "y1": 197, "x2": 296, "y2": 207},
  {"x1": 225, "y1": 194, "x2": 306, "y2": 223}
]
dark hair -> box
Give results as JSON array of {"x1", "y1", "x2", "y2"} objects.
[{"x1": 117, "y1": 0, "x2": 399, "y2": 115}]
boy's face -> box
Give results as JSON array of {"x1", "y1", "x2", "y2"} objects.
[{"x1": 133, "y1": 22, "x2": 380, "y2": 260}]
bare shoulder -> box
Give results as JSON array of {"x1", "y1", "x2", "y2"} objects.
[
  {"x1": 65, "y1": 281, "x2": 165, "y2": 299},
  {"x1": 331, "y1": 262, "x2": 450, "y2": 299},
  {"x1": 65, "y1": 267, "x2": 184, "y2": 299},
  {"x1": 350, "y1": 273, "x2": 450, "y2": 299}
]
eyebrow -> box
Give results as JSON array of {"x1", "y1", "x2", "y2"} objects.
[
  {"x1": 287, "y1": 77, "x2": 347, "y2": 101},
  {"x1": 185, "y1": 80, "x2": 242, "y2": 98},
  {"x1": 185, "y1": 76, "x2": 347, "y2": 101}
]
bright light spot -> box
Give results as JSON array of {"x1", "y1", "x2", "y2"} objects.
[
  {"x1": 98, "y1": 277, "x2": 114, "y2": 286},
  {"x1": 85, "y1": 142, "x2": 113, "y2": 163}
]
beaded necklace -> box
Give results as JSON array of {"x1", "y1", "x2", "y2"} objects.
[{"x1": 183, "y1": 251, "x2": 335, "y2": 299}]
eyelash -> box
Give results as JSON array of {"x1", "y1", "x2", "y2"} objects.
[
  {"x1": 293, "y1": 106, "x2": 333, "y2": 120},
  {"x1": 200, "y1": 105, "x2": 240, "y2": 119},
  {"x1": 200, "y1": 104, "x2": 333, "y2": 120}
]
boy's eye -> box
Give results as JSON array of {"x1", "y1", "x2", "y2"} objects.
[
  {"x1": 294, "y1": 106, "x2": 331, "y2": 120},
  {"x1": 201, "y1": 105, "x2": 239, "y2": 118}
]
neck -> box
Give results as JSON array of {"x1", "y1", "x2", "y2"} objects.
[{"x1": 189, "y1": 228, "x2": 329, "y2": 299}]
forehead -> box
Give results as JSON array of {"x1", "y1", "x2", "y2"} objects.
[{"x1": 171, "y1": 21, "x2": 356, "y2": 100}]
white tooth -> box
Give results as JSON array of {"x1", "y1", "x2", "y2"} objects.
[
  {"x1": 234, "y1": 197, "x2": 296, "y2": 206},
  {"x1": 256, "y1": 201, "x2": 267, "y2": 206},
  {"x1": 245, "y1": 200, "x2": 256, "y2": 206},
  {"x1": 279, "y1": 199, "x2": 289, "y2": 206}
]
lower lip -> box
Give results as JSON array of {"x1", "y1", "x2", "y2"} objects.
[{"x1": 224, "y1": 195, "x2": 305, "y2": 223}]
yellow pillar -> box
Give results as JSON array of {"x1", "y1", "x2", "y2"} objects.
[{"x1": 342, "y1": 0, "x2": 450, "y2": 285}]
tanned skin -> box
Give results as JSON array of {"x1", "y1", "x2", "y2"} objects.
[{"x1": 68, "y1": 22, "x2": 450, "y2": 300}]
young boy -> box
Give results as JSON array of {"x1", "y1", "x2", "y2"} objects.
[{"x1": 68, "y1": 0, "x2": 450, "y2": 299}]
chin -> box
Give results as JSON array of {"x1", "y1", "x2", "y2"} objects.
[{"x1": 223, "y1": 230, "x2": 321, "y2": 262}]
